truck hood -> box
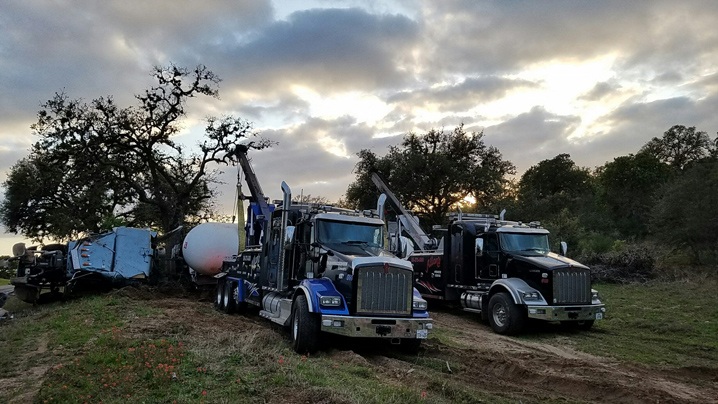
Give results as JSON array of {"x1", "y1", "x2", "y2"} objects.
[
  {"x1": 508, "y1": 251, "x2": 589, "y2": 271},
  {"x1": 324, "y1": 245, "x2": 412, "y2": 271},
  {"x1": 322, "y1": 243, "x2": 393, "y2": 258}
]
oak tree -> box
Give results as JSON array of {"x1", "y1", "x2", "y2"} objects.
[
  {"x1": 1, "y1": 65, "x2": 268, "y2": 245},
  {"x1": 345, "y1": 124, "x2": 515, "y2": 227}
]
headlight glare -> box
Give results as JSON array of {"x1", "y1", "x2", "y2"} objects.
[
  {"x1": 522, "y1": 291, "x2": 540, "y2": 300},
  {"x1": 320, "y1": 295, "x2": 342, "y2": 307},
  {"x1": 412, "y1": 299, "x2": 428, "y2": 310}
]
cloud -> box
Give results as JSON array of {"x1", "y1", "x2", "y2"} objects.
[
  {"x1": 2, "y1": 0, "x2": 718, "y2": 250},
  {"x1": 387, "y1": 76, "x2": 536, "y2": 113},
  {"x1": 484, "y1": 107, "x2": 581, "y2": 172},
  {"x1": 415, "y1": 1, "x2": 718, "y2": 85},
  {"x1": 0, "y1": 0, "x2": 276, "y2": 159},
  {"x1": 211, "y1": 115, "x2": 402, "y2": 209},
  {"x1": 579, "y1": 81, "x2": 622, "y2": 102},
  {"x1": 210, "y1": 7, "x2": 420, "y2": 98}
]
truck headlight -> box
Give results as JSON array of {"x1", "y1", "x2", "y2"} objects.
[
  {"x1": 522, "y1": 291, "x2": 540, "y2": 301},
  {"x1": 412, "y1": 299, "x2": 428, "y2": 310},
  {"x1": 320, "y1": 296, "x2": 342, "y2": 307},
  {"x1": 591, "y1": 289, "x2": 601, "y2": 303}
]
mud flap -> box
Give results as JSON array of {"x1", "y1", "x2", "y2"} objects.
[{"x1": 13, "y1": 282, "x2": 40, "y2": 304}]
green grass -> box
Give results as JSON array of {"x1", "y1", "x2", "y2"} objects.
[
  {"x1": 0, "y1": 291, "x2": 513, "y2": 404},
  {"x1": 0, "y1": 278, "x2": 9, "y2": 285},
  {"x1": 2, "y1": 277, "x2": 716, "y2": 403},
  {"x1": 524, "y1": 276, "x2": 718, "y2": 368}
]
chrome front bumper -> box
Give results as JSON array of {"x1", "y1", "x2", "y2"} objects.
[
  {"x1": 527, "y1": 304, "x2": 606, "y2": 321},
  {"x1": 320, "y1": 315, "x2": 433, "y2": 339}
]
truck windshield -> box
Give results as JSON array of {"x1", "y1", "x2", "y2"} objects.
[
  {"x1": 316, "y1": 220, "x2": 383, "y2": 248},
  {"x1": 499, "y1": 233, "x2": 550, "y2": 254}
]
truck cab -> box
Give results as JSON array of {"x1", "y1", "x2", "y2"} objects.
[
  {"x1": 413, "y1": 216, "x2": 605, "y2": 334},
  {"x1": 218, "y1": 182, "x2": 432, "y2": 354}
]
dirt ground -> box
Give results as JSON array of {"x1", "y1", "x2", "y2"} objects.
[
  {"x1": 5, "y1": 289, "x2": 718, "y2": 404},
  {"x1": 420, "y1": 311, "x2": 718, "y2": 403},
  {"x1": 133, "y1": 291, "x2": 718, "y2": 404}
]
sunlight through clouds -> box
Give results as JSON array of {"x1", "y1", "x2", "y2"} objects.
[
  {"x1": 291, "y1": 85, "x2": 391, "y2": 125},
  {"x1": 2, "y1": 1, "x2": 718, "y2": 251}
]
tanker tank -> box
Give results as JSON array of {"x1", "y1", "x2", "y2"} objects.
[{"x1": 182, "y1": 223, "x2": 239, "y2": 276}]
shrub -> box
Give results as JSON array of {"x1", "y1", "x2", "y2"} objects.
[{"x1": 579, "y1": 242, "x2": 657, "y2": 283}]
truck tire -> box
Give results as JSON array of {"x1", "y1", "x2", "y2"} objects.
[
  {"x1": 222, "y1": 279, "x2": 235, "y2": 314},
  {"x1": 215, "y1": 281, "x2": 225, "y2": 311},
  {"x1": 488, "y1": 292, "x2": 526, "y2": 335},
  {"x1": 291, "y1": 294, "x2": 320, "y2": 354}
]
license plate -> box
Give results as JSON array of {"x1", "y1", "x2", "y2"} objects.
[
  {"x1": 416, "y1": 329, "x2": 428, "y2": 339},
  {"x1": 595, "y1": 313, "x2": 603, "y2": 320}
]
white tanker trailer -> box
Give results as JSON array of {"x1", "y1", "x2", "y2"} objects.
[{"x1": 181, "y1": 223, "x2": 239, "y2": 283}]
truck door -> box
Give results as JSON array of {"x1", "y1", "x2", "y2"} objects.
[
  {"x1": 263, "y1": 223, "x2": 282, "y2": 288},
  {"x1": 450, "y1": 224, "x2": 463, "y2": 284},
  {"x1": 479, "y1": 233, "x2": 500, "y2": 279}
]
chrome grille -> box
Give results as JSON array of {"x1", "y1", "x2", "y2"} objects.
[
  {"x1": 356, "y1": 265, "x2": 412, "y2": 316},
  {"x1": 553, "y1": 269, "x2": 591, "y2": 304}
]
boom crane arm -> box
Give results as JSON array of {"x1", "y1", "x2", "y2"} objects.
[
  {"x1": 371, "y1": 172, "x2": 437, "y2": 251},
  {"x1": 235, "y1": 144, "x2": 273, "y2": 233}
]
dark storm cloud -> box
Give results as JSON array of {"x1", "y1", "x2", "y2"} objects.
[
  {"x1": 0, "y1": 0, "x2": 272, "y2": 110},
  {"x1": 210, "y1": 7, "x2": 420, "y2": 95},
  {"x1": 419, "y1": 1, "x2": 718, "y2": 77},
  {"x1": 417, "y1": 1, "x2": 643, "y2": 76},
  {"x1": 581, "y1": 94, "x2": 718, "y2": 167},
  {"x1": 2, "y1": 0, "x2": 718, "y2": 238},
  {"x1": 0, "y1": 0, "x2": 275, "y2": 160},
  {"x1": 484, "y1": 107, "x2": 581, "y2": 172},
  {"x1": 213, "y1": 116, "x2": 400, "y2": 204}
]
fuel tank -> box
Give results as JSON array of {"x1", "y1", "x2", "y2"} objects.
[{"x1": 182, "y1": 223, "x2": 239, "y2": 275}]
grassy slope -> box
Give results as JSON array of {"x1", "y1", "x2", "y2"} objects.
[
  {"x1": 0, "y1": 294, "x2": 506, "y2": 404},
  {"x1": 1, "y1": 276, "x2": 717, "y2": 403},
  {"x1": 526, "y1": 276, "x2": 718, "y2": 368},
  {"x1": 0, "y1": 278, "x2": 9, "y2": 286}
]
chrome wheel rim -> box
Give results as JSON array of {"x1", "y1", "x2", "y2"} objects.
[{"x1": 493, "y1": 303, "x2": 508, "y2": 327}]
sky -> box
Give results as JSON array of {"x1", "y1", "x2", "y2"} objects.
[{"x1": 1, "y1": 0, "x2": 718, "y2": 253}]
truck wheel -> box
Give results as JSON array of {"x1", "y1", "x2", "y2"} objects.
[
  {"x1": 291, "y1": 294, "x2": 319, "y2": 354},
  {"x1": 222, "y1": 279, "x2": 235, "y2": 314},
  {"x1": 215, "y1": 281, "x2": 225, "y2": 311},
  {"x1": 488, "y1": 292, "x2": 526, "y2": 335}
]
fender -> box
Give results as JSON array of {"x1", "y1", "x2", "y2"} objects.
[
  {"x1": 489, "y1": 278, "x2": 548, "y2": 306},
  {"x1": 296, "y1": 278, "x2": 349, "y2": 315},
  {"x1": 412, "y1": 287, "x2": 430, "y2": 318}
]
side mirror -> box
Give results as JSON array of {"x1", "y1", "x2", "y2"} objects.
[
  {"x1": 284, "y1": 226, "x2": 295, "y2": 250},
  {"x1": 395, "y1": 234, "x2": 403, "y2": 258},
  {"x1": 475, "y1": 238, "x2": 484, "y2": 256},
  {"x1": 560, "y1": 241, "x2": 567, "y2": 256},
  {"x1": 12, "y1": 242, "x2": 26, "y2": 257},
  {"x1": 400, "y1": 236, "x2": 414, "y2": 258}
]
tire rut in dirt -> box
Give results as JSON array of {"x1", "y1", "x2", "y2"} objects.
[{"x1": 419, "y1": 310, "x2": 718, "y2": 403}]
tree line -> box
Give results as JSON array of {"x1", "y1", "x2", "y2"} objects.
[
  {"x1": 2, "y1": 64, "x2": 716, "y2": 269},
  {"x1": 345, "y1": 124, "x2": 718, "y2": 267}
]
